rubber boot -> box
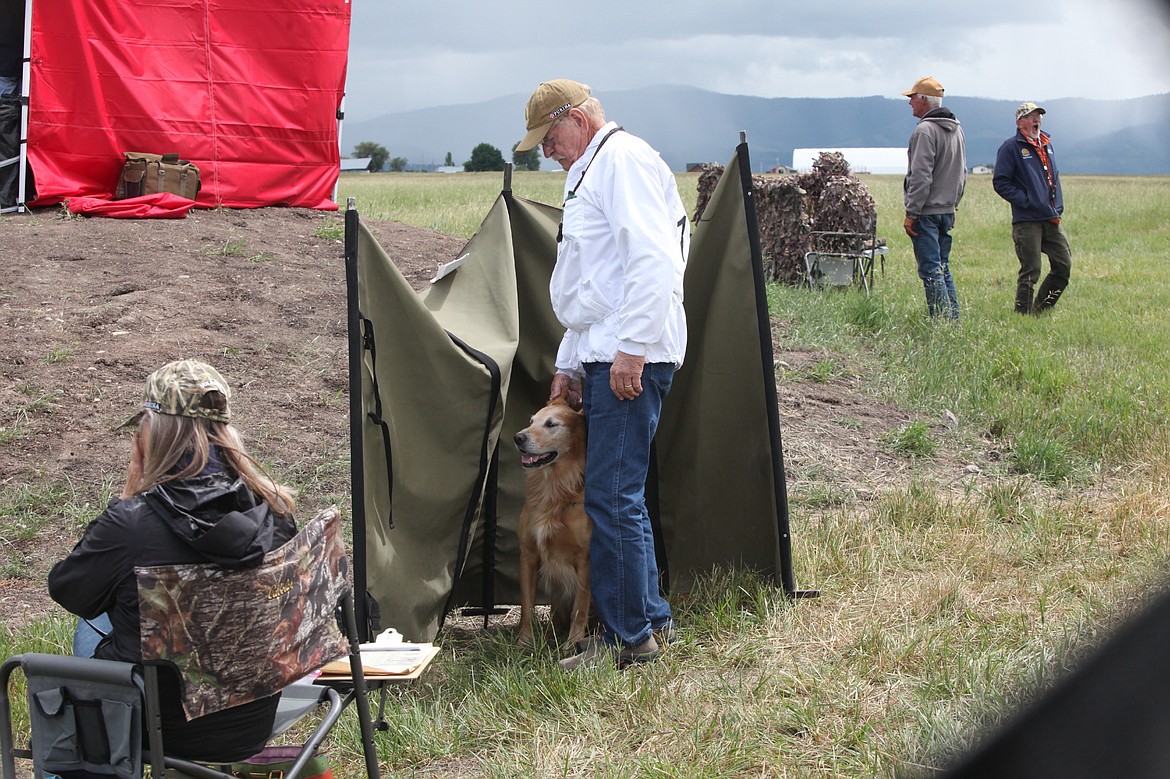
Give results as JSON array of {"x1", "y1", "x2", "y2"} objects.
[
  {"x1": 923, "y1": 275, "x2": 950, "y2": 319},
  {"x1": 1032, "y1": 275, "x2": 1068, "y2": 314},
  {"x1": 1014, "y1": 284, "x2": 1034, "y2": 315}
]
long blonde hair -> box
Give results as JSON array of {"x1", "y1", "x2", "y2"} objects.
[{"x1": 121, "y1": 390, "x2": 296, "y2": 516}]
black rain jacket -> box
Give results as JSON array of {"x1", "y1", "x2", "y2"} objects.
[{"x1": 48, "y1": 467, "x2": 297, "y2": 761}]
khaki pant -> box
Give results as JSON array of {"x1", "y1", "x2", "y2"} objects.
[{"x1": 1012, "y1": 220, "x2": 1072, "y2": 313}]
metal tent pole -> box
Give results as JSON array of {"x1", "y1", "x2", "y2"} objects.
[
  {"x1": 1, "y1": 0, "x2": 32, "y2": 214},
  {"x1": 333, "y1": 93, "x2": 346, "y2": 205},
  {"x1": 17, "y1": 0, "x2": 31, "y2": 213},
  {"x1": 344, "y1": 196, "x2": 372, "y2": 639}
]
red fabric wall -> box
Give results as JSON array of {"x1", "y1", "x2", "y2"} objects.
[{"x1": 27, "y1": 0, "x2": 350, "y2": 210}]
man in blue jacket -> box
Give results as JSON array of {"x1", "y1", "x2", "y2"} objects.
[{"x1": 993, "y1": 103, "x2": 1073, "y2": 314}]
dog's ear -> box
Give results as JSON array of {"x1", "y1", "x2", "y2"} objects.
[{"x1": 548, "y1": 389, "x2": 569, "y2": 407}]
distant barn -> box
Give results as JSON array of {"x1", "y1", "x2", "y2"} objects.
[
  {"x1": 792, "y1": 148, "x2": 906, "y2": 175},
  {"x1": 341, "y1": 157, "x2": 375, "y2": 173}
]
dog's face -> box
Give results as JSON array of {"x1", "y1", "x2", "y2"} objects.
[{"x1": 513, "y1": 398, "x2": 584, "y2": 469}]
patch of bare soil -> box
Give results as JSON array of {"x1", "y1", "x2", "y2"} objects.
[
  {"x1": 1, "y1": 206, "x2": 464, "y2": 628},
  {"x1": 0, "y1": 205, "x2": 962, "y2": 630}
]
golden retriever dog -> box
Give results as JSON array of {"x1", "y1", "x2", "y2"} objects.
[{"x1": 513, "y1": 394, "x2": 593, "y2": 649}]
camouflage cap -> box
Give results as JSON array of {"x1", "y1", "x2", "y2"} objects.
[
  {"x1": 118, "y1": 359, "x2": 232, "y2": 429},
  {"x1": 1015, "y1": 101, "x2": 1046, "y2": 121}
]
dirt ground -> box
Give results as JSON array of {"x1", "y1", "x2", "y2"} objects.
[{"x1": 0, "y1": 204, "x2": 942, "y2": 631}]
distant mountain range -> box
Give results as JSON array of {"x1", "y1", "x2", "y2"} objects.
[{"x1": 341, "y1": 85, "x2": 1170, "y2": 175}]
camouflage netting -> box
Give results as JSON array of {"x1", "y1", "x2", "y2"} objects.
[{"x1": 694, "y1": 152, "x2": 879, "y2": 284}]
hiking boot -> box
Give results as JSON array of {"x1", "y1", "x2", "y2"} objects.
[
  {"x1": 1014, "y1": 284, "x2": 1034, "y2": 314},
  {"x1": 1032, "y1": 275, "x2": 1067, "y2": 314},
  {"x1": 559, "y1": 635, "x2": 660, "y2": 671},
  {"x1": 652, "y1": 620, "x2": 678, "y2": 646}
]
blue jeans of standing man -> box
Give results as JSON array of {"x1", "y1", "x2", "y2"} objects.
[
  {"x1": 911, "y1": 213, "x2": 959, "y2": 320},
  {"x1": 581, "y1": 361, "x2": 674, "y2": 648}
]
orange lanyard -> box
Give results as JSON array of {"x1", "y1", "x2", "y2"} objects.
[{"x1": 1026, "y1": 134, "x2": 1053, "y2": 188}]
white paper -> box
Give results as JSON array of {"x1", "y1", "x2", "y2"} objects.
[
  {"x1": 358, "y1": 646, "x2": 430, "y2": 674},
  {"x1": 431, "y1": 253, "x2": 470, "y2": 283}
]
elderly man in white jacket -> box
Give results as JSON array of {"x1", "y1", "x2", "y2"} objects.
[{"x1": 515, "y1": 79, "x2": 688, "y2": 670}]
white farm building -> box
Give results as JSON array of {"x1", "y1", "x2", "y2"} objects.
[
  {"x1": 792, "y1": 148, "x2": 906, "y2": 175},
  {"x1": 340, "y1": 157, "x2": 374, "y2": 172}
]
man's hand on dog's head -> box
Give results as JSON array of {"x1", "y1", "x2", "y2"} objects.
[{"x1": 550, "y1": 372, "x2": 583, "y2": 410}]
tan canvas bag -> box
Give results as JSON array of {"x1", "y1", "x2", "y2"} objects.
[{"x1": 113, "y1": 152, "x2": 201, "y2": 200}]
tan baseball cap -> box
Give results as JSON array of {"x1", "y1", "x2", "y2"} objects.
[
  {"x1": 515, "y1": 79, "x2": 591, "y2": 152},
  {"x1": 901, "y1": 76, "x2": 945, "y2": 97},
  {"x1": 118, "y1": 359, "x2": 232, "y2": 429},
  {"x1": 1015, "y1": 102, "x2": 1046, "y2": 121}
]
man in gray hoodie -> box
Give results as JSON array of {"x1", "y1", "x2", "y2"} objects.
[{"x1": 902, "y1": 76, "x2": 967, "y2": 320}]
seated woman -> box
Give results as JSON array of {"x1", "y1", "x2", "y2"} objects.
[{"x1": 48, "y1": 359, "x2": 298, "y2": 762}]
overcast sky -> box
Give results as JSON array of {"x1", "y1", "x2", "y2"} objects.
[{"x1": 344, "y1": 0, "x2": 1170, "y2": 122}]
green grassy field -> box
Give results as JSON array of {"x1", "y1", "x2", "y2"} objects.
[
  {"x1": 337, "y1": 170, "x2": 1170, "y2": 776},
  {"x1": 4, "y1": 169, "x2": 1169, "y2": 777},
  {"x1": 338, "y1": 169, "x2": 1170, "y2": 482}
]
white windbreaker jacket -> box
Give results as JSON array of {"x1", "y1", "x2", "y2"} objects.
[{"x1": 551, "y1": 122, "x2": 689, "y2": 377}]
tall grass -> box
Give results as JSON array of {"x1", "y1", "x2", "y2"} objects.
[
  {"x1": 5, "y1": 170, "x2": 1170, "y2": 777},
  {"x1": 774, "y1": 174, "x2": 1170, "y2": 482},
  {"x1": 321, "y1": 170, "x2": 1170, "y2": 776},
  {"x1": 337, "y1": 172, "x2": 568, "y2": 236},
  {"x1": 343, "y1": 169, "x2": 1170, "y2": 482},
  {"x1": 338, "y1": 171, "x2": 702, "y2": 238}
]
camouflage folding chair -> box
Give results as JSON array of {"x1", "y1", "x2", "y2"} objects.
[
  {"x1": 1, "y1": 506, "x2": 381, "y2": 779},
  {"x1": 802, "y1": 230, "x2": 877, "y2": 294}
]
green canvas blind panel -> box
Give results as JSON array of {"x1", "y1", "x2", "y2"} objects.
[{"x1": 347, "y1": 146, "x2": 795, "y2": 643}]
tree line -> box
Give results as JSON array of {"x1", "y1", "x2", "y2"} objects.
[{"x1": 348, "y1": 141, "x2": 541, "y2": 172}]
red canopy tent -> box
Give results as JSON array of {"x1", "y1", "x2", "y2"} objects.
[{"x1": 22, "y1": 0, "x2": 350, "y2": 210}]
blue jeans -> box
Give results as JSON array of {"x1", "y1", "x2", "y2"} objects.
[
  {"x1": 911, "y1": 213, "x2": 959, "y2": 320},
  {"x1": 73, "y1": 613, "x2": 112, "y2": 658},
  {"x1": 581, "y1": 361, "x2": 674, "y2": 648}
]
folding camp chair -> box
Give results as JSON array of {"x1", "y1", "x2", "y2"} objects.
[
  {"x1": 802, "y1": 230, "x2": 883, "y2": 294},
  {"x1": 0, "y1": 506, "x2": 382, "y2": 779}
]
